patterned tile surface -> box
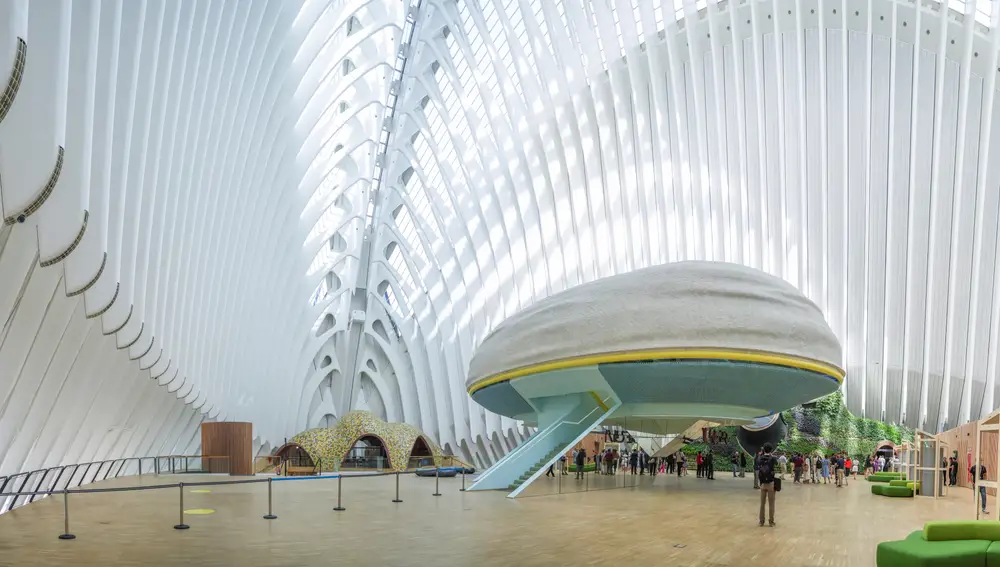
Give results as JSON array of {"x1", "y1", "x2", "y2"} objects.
[{"x1": 289, "y1": 411, "x2": 442, "y2": 471}]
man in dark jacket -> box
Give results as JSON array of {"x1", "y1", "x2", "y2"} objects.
[
  {"x1": 740, "y1": 452, "x2": 747, "y2": 478},
  {"x1": 575, "y1": 448, "x2": 586, "y2": 479},
  {"x1": 629, "y1": 451, "x2": 639, "y2": 475},
  {"x1": 756, "y1": 444, "x2": 778, "y2": 527},
  {"x1": 706, "y1": 452, "x2": 715, "y2": 480}
]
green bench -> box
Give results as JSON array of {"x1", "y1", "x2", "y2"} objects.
[
  {"x1": 869, "y1": 472, "x2": 906, "y2": 483},
  {"x1": 878, "y1": 521, "x2": 1000, "y2": 566},
  {"x1": 871, "y1": 484, "x2": 913, "y2": 497}
]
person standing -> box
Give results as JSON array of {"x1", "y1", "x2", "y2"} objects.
[
  {"x1": 756, "y1": 443, "x2": 778, "y2": 527},
  {"x1": 821, "y1": 454, "x2": 830, "y2": 484},
  {"x1": 844, "y1": 456, "x2": 852, "y2": 486},
  {"x1": 706, "y1": 452, "x2": 715, "y2": 480},
  {"x1": 949, "y1": 457, "x2": 959, "y2": 486},
  {"x1": 558, "y1": 454, "x2": 568, "y2": 475},
  {"x1": 972, "y1": 461, "x2": 990, "y2": 515},
  {"x1": 835, "y1": 454, "x2": 845, "y2": 487},
  {"x1": 666, "y1": 453, "x2": 675, "y2": 475},
  {"x1": 696, "y1": 451, "x2": 704, "y2": 478},
  {"x1": 545, "y1": 463, "x2": 555, "y2": 477},
  {"x1": 753, "y1": 449, "x2": 763, "y2": 489},
  {"x1": 777, "y1": 453, "x2": 787, "y2": 479},
  {"x1": 639, "y1": 450, "x2": 647, "y2": 476},
  {"x1": 792, "y1": 453, "x2": 803, "y2": 484},
  {"x1": 740, "y1": 451, "x2": 747, "y2": 478},
  {"x1": 731, "y1": 452, "x2": 739, "y2": 477},
  {"x1": 629, "y1": 450, "x2": 639, "y2": 475},
  {"x1": 575, "y1": 448, "x2": 586, "y2": 479},
  {"x1": 595, "y1": 449, "x2": 603, "y2": 475}
]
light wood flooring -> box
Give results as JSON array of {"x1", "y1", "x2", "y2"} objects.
[{"x1": 0, "y1": 470, "x2": 980, "y2": 566}]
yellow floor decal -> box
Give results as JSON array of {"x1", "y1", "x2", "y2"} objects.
[
  {"x1": 189, "y1": 489, "x2": 211, "y2": 493},
  {"x1": 183, "y1": 509, "x2": 216, "y2": 515}
]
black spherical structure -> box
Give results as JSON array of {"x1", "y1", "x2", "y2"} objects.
[{"x1": 736, "y1": 414, "x2": 788, "y2": 456}]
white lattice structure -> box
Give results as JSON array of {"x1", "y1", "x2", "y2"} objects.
[{"x1": 2, "y1": 0, "x2": 1000, "y2": 476}]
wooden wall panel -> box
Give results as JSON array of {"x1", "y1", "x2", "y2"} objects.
[
  {"x1": 938, "y1": 422, "x2": 999, "y2": 493},
  {"x1": 201, "y1": 422, "x2": 253, "y2": 476}
]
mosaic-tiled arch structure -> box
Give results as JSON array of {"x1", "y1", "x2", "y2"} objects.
[{"x1": 288, "y1": 410, "x2": 443, "y2": 472}]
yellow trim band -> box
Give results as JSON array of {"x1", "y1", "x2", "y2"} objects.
[
  {"x1": 468, "y1": 348, "x2": 845, "y2": 396},
  {"x1": 589, "y1": 391, "x2": 609, "y2": 412}
]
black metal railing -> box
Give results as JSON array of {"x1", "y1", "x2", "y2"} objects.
[
  {"x1": 0, "y1": 465, "x2": 474, "y2": 540},
  {"x1": 0, "y1": 455, "x2": 230, "y2": 515}
]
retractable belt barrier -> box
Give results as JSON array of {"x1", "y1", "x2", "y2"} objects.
[{"x1": 0, "y1": 466, "x2": 465, "y2": 540}]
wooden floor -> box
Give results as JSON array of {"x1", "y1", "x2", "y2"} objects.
[{"x1": 0, "y1": 470, "x2": 979, "y2": 566}]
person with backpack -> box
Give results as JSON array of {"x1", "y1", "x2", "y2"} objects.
[
  {"x1": 756, "y1": 443, "x2": 778, "y2": 527},
  {"x1": 574, "y1": 448, "x2": 586, "y2": 479}
]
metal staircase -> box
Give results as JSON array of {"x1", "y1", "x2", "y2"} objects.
[
  {"x1": 467, "y1": 391, "x2": 618, "y2": 498},
  {"x1": 507, "y1": 447, "x2": 562, "y2": 490}
]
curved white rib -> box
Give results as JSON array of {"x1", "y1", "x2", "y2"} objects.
[{"x1": 1, "y1": 0, "x2": 1000, "y2": 479}]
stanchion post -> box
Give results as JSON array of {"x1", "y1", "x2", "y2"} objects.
[
  {"x1": 460, "y1": 466, "x2": 466, "y2": 492},
  {"x1": 433, "y1": 466, "x2": 441, "y2": 496},
  {"x1": 586, "y1": 467, "x2": 589, "y2": 492},
  {"x1": 333, "y1": 474, "x2": 345, "y2": 511},
  {"x1": 558, "y1": 467, "x2": 562, "y2": 494},
  {"x1": 263, "y1": 477, "x2": 277, "y2": 519},
  {"x1": 392, "y1": 471, "x2": 403, "y2": 503},
  {"x1": 57, "y1": 490, "x2": 75, "y2": 540},
  {"x1": 138, "y1": 459, "x2": 142, "y2": 477},
  {"x1": 174, "y1": 482, "x2": 189, "y2": 530}
]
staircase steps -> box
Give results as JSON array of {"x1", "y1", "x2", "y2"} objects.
[{"x1": 507, "y1": 448, "x2": 563, "y2": 490}]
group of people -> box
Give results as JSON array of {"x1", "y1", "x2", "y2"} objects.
[
  {"x1": 544, "y1": 447, "x2": 590, "y2": 479},
  {"x1": 542, "y1": 442, "x2": 996, "y2": 527},
  {"x1": 775, "y1": 452, "x2": 857, "y2": 487},
  {"x1": 863, "y1": 453, "x2": 899, "y2": 476},
  {"x1": 550, "y1": 447, "x2": 701, "y2": 479}
]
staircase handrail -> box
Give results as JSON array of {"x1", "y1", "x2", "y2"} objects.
[
  {"x1": 470, "y1": 395, "x2": 607, "y2": 490},
  {"x1": 506, "y1": 394, "x2": 619, "y2": 498}
]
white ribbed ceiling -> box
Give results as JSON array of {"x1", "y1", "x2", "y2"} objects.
[{"x1": 1, "y1": 0, "x2": 1000, "y2": 474}]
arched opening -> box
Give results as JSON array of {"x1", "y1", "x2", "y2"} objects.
[
  {"x1": 409, "y1": 436, "x2": 433, "y2": 468},
  {"x1": 342, "y1": 435, "x2": 390, "y2": 470},
  {"x1": 315, "y1": 313, "x2": 336, "y2": 337},
  {"x1": 876, "y1": 443, "x2": 896, "y2": 467},
  {"x1": 274, "y1": 443, "x2": 315, "y2": 476}
]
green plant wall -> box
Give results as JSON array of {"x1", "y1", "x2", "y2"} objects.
[{"x1": 679, "y1": 391, "x2": 914, "y2": 469}]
